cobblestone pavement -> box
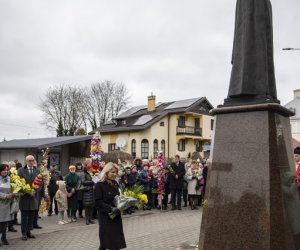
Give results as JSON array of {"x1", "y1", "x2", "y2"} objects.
[{"x1": 3, "y1": 206, "x2": 202, "y2": 250}]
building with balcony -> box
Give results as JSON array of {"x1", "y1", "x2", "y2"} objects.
[
  {"x1": 95, "y1": 95, "x2": 214, "y2": 160},
  {"x1": 285, "y1": 89, "x2": 300, "y2": 141}
]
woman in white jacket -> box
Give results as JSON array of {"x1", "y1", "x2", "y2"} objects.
[{"x1": 185, "y1": 161, "x2": 203, "y2": 210}]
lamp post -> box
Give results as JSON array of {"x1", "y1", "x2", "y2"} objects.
[{"x1": 282, "y1": 48, "x2": 300, "y2": 50}]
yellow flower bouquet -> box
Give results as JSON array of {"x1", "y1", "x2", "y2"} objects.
[{"x1": 10, "y1": 167, "x2": 34, "y2": 196}]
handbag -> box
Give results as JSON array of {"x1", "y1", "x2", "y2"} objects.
[{"x1": 10, "y1": 196, "x2": 20, "y2": 214}]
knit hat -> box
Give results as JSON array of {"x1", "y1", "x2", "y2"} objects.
[{"x1": 294, "y1": 147, "x2": 300, "y2": 154}]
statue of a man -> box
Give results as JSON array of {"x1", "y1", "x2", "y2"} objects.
[{"x1": 226, "y1": 0, "x2": 278, "y2": 104}]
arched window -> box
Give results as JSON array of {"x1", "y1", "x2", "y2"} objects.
[
  {"x1": 161, "y1": 140, "x2": 166, "y2": 155},
  {"x1": 131, "y1": 139, "x2": 136, "y2": 158},
  {"x1": 153, "y1": 139, "x2": 158, "y2": 158},
  {"x1": 141, "y1": 139, "x2": 149, "y2": 159}
]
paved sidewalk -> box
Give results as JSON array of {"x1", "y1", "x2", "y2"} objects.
[{"x1": 3, "y1": 207, "x2": 202, "y2": 250}]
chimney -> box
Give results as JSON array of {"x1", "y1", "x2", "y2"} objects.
[
  {"x1": 148, "y1": 94, "x2": 156, "y2": 112},
  {"x1": 294, "y1": 89, "x2": 300, "y2": 98}
]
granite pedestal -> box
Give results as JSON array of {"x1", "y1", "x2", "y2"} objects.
[{"x1": 199, "y1": 103, "x2": 300, "y2": 250}]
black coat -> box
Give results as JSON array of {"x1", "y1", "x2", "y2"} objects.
[
  {"x1": 64, "y1": 173, "x2": 80, "y2": 211},
  {"x1": 94, "y1": 181, "x2": 126, "y2": 249},
  {"x1": 18, "y1": 165, "x2": 39, "y2": 211},
  {"x1": 82, "y1": 172, "x2": 94, "y2": 206},
  {"x1": 169, "y1": 161, "x2": 186, "y2": 189},
  {"x1": 48, "y1": 170, "x2": 63, "y2": 194}
]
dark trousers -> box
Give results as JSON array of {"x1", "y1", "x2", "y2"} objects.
[
  {"x1": 171, "y1": 188, "x2": 182, "y2": 208},
  {"x1": 162, "y1": 189, "x2": 170, "y2": 208},
  {"x1": 144, "y1": 191, "x2": 152, "y2": 208},
  {"x1": 0, "y1": 222, "x2": 8, "y2": 239},
  {"x1": 48, "y1": 192, "x2": 58, "y2": 215},
  {"x1": 33, "y1": 209, "x2": 39, "y2": 226},
  {"x1": 78, "y1": 200, "x2": 83, "y2": 216},
  {"x1": 21, "y1": 210, "x2": 34, "y2": 236},
  {"x1": 85, "y1": 205, "x2": 93, "y2": 221}
]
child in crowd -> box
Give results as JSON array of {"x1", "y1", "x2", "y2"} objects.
[{"x1": 55, "y1": 180, "x2": 69, "y2": 225}]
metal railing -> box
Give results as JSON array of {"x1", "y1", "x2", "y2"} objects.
[{"x1": 176, "y1": 126, "x2": 202, "y2": 136}]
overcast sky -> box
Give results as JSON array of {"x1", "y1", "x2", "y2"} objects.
[{"x1": 0, "y1": 0, "x2": 300, "y2": 140}]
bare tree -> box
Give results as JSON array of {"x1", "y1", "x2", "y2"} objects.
[
  {"x1": 84, "y1": 81, "x2": 130, "y2": 129},
  {"x1": 39, "y1": 84, "x2": 86, "y2": 136}
]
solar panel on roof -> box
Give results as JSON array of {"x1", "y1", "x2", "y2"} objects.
[
  {"x1": 164, "y1": 98, "x2": 199, "y2": 110},
  {"x1": 133, "y1": 115, "x2": 153, "y2": 126},
  {"x1": 116, "y1": 105, "x2": 147, "y2": 118}
]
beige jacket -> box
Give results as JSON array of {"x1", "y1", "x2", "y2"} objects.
[{"x1": 55, "y1": 181, "x2": 68, "y2": 211}]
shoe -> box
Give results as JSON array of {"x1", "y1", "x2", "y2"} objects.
[
  {"x1": 123, "y1": 211, "x2": 127, "y2": 215},
  {"x1": 73, "y1": 216, "x2": 78, "y2": 220},
  {"x1": 1, "y1": 237, "x2": 9, "y2": 245},
  {"x1": 67, "y1": 218, "x2": 72, "y2": 223},
  {"x1": 86, "y1": 220, "x2": 90, "y2": 225},
  {"x1": 47, "y1": 213, "x2": 52, "y2": 216},
  {"x1": 8, "y1": 226, "x2": 17, "y2": 232},
  {"x1": 89, "y1": 219, "x2": 95, "y2": 224},
  {"x1": 177, "y1": 207, "x2": 182, "y2": 210},
  {"x1": 58, "y1": 221, "x2": 65, "y2": 225},
  {"x1": 14, "y1": 221, "x2": 21, "y2": 225},
  {"x1": 71, "y1": 218, "x2": 77, "y2": 222},
  {"x1": 62, "y1": 220, "x2": 69, "y2": 224},
  {"x1": 33, "y1": 225, "x2": 42, "y2": 229},
  {"x1": 79, "y1": 215, "x2": 84, "y2": 218},
  {"x1": 27, "y1": 233, "x2": 35, "y2": 239},
  {"x1": 171, "y1": 206, "x2": 176, "y2": 211},
  {"x1": 22, "y1": 235, "x2": 27, "y2": 241}
]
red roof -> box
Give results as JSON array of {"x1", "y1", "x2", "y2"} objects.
[{"x1": 292, "y1": 138, "x2": 300, "y2": 148}]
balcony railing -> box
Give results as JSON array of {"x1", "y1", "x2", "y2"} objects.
[{"x1": 176, "y1": 126, "x2": 202, "y2": 136}]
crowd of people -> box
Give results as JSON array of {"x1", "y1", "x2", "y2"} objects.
[
  {"x1": 2, "y1": 148, "x2": 300, "y2": 249},
  {"x1": 0, "y1": 154, "x2": 208, "y2": 249}
]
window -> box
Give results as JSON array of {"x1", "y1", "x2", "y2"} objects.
[
  {"x1": 194, "y1": 118, "x2": 200, "y2": 128},
  {"x1": 108, "y1": 143, "x2": 116, "y2": 152},
  {"x1": 195, "y1": 141, "x2": 202, "y2": 152},
  {"x1": 161, "y1": 140, "x2": 166, "y2": 155},
  {"x1": 141, "y1": 139, "x2": 149, "y2": 159},
  {"x1": 153, "y1": 139, "x2": 158, "y2": 158},
  {"x1": 160, "y1": 121, "x2": 164, "y2": 126},
  {"x1": 178, "y1": 116, "x2": 186, "y2": 127},
  {"x1": 211, "y1": 119, "x2": 214, "y2": 130},
  {"x1": 178, "y1": 139, "x2": 185, "y2": 151},
  {"x1": 131, "y1": 139, "x2": 136, "y2": 157}
]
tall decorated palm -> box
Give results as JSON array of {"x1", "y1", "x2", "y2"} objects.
[
  {"x1": 156, "y1": 151, "x2": 165, "y2": 206},
  {"x1": 89, "y1": 131, "x2": 103, "y2": 175}
]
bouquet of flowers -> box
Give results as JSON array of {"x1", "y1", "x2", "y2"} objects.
[
  {"x1": 88, "y1": 131, "x2": 103, "y2": 176},
  {"x1": 108, "y1": 194, "x2": 138, "y2": 219},
  {"x1": 123, "y1": 185, "x2": 148, "y2": 209},
  {"x1": 167, "y1": 164, "x2": 175, "y2": 175},
  {"x1": 10, "y1": 167, "x2": 33, "y2": 195}
]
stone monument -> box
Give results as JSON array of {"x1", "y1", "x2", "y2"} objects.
[{"x1": 198, "y1": 0, "x2": 300, "y2": 249}]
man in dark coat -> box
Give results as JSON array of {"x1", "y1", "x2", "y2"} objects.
[
  {"x1": 170, "y1": 155, "x2": 186, "y2": 210},
  {"x1": 18, "y1": 155, "x2": 39, "y2": 240}
]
